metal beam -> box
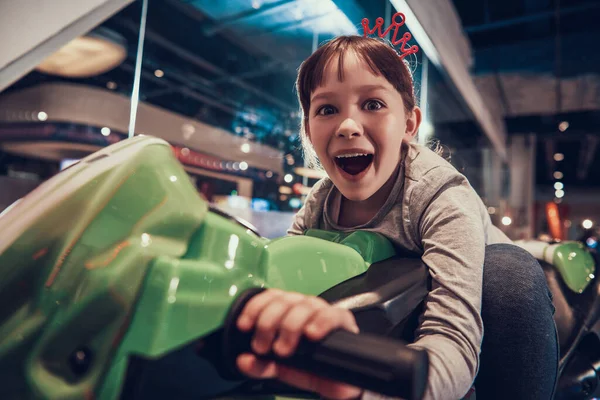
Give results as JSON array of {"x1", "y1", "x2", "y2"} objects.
[
  {"x1": 536, "y1": 131, "x2": 600, "y2": 141},
  {"x1": 577, "y1": 135, "x2": 599, "y2": 181},
  {"x1": 141, "y1": 87, "x2": 175, "y2": 99},
  {"x1": 256, "y1": 11, "x2": 335, "y2": 35},
  {"x1": 121, "y1": 51, "x2": 240, "y2": 108},
  {"x1": 116, "y1": 18, "x2": 297, "y2": 112},
  {"x1": 122, "y1": 61, "x2": 285, "y2": 126},
  {"x1": 203, "y1": 0, "x2": 298, "y2": 36},
  {"x1": 146, "y1": 66, "x2": 279, "y2": 122},
  {"x1": 212, "y1": 60, "x2": 292, "y2": 84},
  {"x1": 493, "y1": 72, "x2": 511, "y2": 116},
  {"x1": 544, "y1": 138, "x2": 556, "y2": 181},
  {"x1": 165, "y1": 0, "x2": 302, "y2": 77},
  {"x1": 505, "y1": 111, "x2": 600, "y2": 135},
  {"x1": 119, "y1": 63, "x2": 238, "y2": 115},
  {"x1": 472, "y1": 31, "x2": 600, "y2": 74},
  {"x1": 120, "y1": 54, "x2": 281, "y2": 123},
  {"x1": 553, "y1": 0, "x2": 562, "y2": 114},
  {"x1": 465, "y1": 3, "x2": 600, "y2": 34}
]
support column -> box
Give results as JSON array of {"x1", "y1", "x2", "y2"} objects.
[
  {"x1": 508, "y1": 134, "x2": 537, "y2": 239},
  {"x1": 482, "y1": 147, "x2": 503, "y2": 207}
]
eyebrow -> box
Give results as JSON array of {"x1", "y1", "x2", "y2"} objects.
[{"x1": 310, "y1": 84, "x2": 390, "y2": 103}]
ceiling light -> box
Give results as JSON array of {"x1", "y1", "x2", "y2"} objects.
[
  {"x1": 241, "y1": 143, "x2": 250, "y2": 153},
  {"x1": 554, "y1": 182, "x2": 563, "y2": 190},
  {"x1": 37, "y1": 111, "x2": 48, "y2": 121},
  {"x1": 239, "y1": 161, "x2": 248, "y2": 171},
  {"x1": 555, "y1": 189, "x2": 565, "y2": 198},
  {"x1": 294, "y1": 7, "x2": 304, "y2": 21},
  {"x1": 501, "y1": 216, "x2": 512, "y2": 226},
  {"x1": 106, "y1": 81, "x2": 117, "y2": 90},
  {"x1": 101, "y1": 127, "x2": 111, "y2": 136},
  {"x1": 553, "y1": 153, "x2": 564, "y2": 162},
  {"x1": 583, "y1": 219, "x2": 593, "y2": 230},
  {"x1": 558, "y1": 121, "x2": 569, "y2": 132},
  {"x1": 553, "y1": 171, "x2": 563, "y2": 180},
  {"x1": 36, "y1": 28, "x2": 127, "y2": 78},
  {"x1": 284, "y1": 174, "x2": 294, "y2": 183},
  {"x1": 154, "y1": 69, "x2": 164, "y2": 78}
]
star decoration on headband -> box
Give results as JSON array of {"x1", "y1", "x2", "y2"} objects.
[{"x1": 362, "y1": 12, "x2": 419, "y2": 59}]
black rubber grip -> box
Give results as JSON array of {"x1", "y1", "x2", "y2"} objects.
[{"x1": 222, "y1": 288, "x2": 429, "y2": 400}]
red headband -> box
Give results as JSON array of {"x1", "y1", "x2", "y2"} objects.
[{"x1": 362, "y1": 12, "x2": 419, "y2": 59}]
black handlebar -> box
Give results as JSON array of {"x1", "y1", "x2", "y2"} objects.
[{"x1": 221, "y1": 288, "x2": 429, "y2": 400}]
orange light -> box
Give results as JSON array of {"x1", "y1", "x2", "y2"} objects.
[{"x1": 546, "y1": 202, "x2": 563, "y2": 240}]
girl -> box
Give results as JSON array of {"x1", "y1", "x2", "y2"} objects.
[{"x1": 236, "y1": 35, "x2": 557, "y2": 399}]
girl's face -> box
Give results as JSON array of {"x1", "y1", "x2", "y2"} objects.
[{"x1": 307, "y1": 51, "x2": 421, "y2": 202}]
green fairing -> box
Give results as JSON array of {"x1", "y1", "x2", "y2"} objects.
[
  {"x1": 0, "y1": 136, "x2": 398, "y2": 399},
  {"x1": 304, "y1": 229, "x2": 396, "y2": 265},
  {"x1": 552, "y1": 242, "x2": 596, "y2": 293}
]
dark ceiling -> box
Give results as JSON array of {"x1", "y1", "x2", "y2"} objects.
[
  {"x1": 4, "y1": 0, "x2": 600, "y2": 190},
  {"x1": 452, "y1": 0, "x2": 600, "y2": 189}
]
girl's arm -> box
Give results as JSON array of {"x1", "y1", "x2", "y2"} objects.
[
  {"x1": 287, "y1": 203, "x2": 308, "y2": 236},
  {"x1": 286, "y1": 178, "x2": 330, "y2": 236},
  {"x1": 395, "y1": 166, "x2": 485, "y2": 400}
]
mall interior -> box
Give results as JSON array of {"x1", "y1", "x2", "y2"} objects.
[
  {"x1": 1, "y1": 0, "x2": 598, "y2": 242},
  {"x1": 0, "y1": 1, "x2": 600, "y2": 399}
]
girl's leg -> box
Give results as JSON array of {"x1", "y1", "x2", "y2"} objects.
[{"x1": 474, "y1": 243, "x2": 559, "y2": 399}]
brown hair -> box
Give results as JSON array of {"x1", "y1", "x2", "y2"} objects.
[{"x1": 295, "y1": 35, "x2": 416, "y2": 168}]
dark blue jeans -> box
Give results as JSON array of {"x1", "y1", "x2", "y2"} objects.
[{"x1": 474, "y1": 244, "x2": 559, "y2": 399}]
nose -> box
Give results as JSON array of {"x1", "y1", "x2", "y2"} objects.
[{"x1": 336, "y1": 117, "x2": 363, "y2": 139}]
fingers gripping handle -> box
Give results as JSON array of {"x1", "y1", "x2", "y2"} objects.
[{"x1": 222, "y1": 288, "x2": 429, "y2": 400}]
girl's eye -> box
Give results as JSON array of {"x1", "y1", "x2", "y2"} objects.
[
  {"x1": 363, "y1": 99, "x2": 384, "y2": 111},
  {"x1": 317, "y1": 105, "x2": 337, "y2": 116}
]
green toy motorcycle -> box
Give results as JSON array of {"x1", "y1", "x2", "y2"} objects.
[
  {"x1": 1, "y1": 135, "x2": 599, "y2": 399},
  {"x1": 0, "y1": 136, "x2": 429, "y2": 400}
]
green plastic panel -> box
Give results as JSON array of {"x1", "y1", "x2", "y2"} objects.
[
  {"x1": 552, "y1": 242, "x2": 596, "y2": 293},
  {"x1": 304, "y1": 229, "x2": 397, "y2": 266},
  {"x1": 0, "y1": 136, "x2": 400, "y2": 400},
  {"x1": 0, "y1": 137, "x2": 208, "y2": 399}
]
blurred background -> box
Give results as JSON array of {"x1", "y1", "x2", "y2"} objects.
[{"x1": 0, "y1": 0, "x2": 597, "y2": 245}]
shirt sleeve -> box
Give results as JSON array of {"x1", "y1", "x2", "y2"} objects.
[
  {"x1": 286, "y1": 178, "x2": 329, "y2": 236},
  {"x1": 287, "y1": 201, "x2": 308, "y2": 236},
  {"x1": 406, "y1": 166, "x2": 485, "y2": 400}
]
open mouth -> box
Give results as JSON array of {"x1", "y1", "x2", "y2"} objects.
[{"x1": 334, "y1": 153, "x2": 373, "y2": 176}]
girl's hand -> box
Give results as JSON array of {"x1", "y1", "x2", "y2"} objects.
[{"x1": 236, "y1": 289, "x2": 363, "y2": 400}]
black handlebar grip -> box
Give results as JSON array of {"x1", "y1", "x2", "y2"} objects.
[{"x1": 221, "y1": 288, "x2": 429, "y2": 400}]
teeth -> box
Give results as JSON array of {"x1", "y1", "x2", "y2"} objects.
[{"x1": 336, "y1": 153, "x2": 370, "y2": 158}]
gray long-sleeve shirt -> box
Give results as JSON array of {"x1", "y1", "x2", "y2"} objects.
[{"x1": 288, "y1": 143, "x2": 511, "y2": 399}]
